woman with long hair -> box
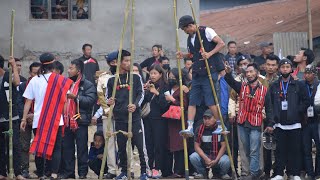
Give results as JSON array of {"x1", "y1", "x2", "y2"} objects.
[{"x1": 142, "y1": 64, "x2": 170, "y2": 179}]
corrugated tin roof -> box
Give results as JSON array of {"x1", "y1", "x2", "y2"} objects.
[{"x1": 200, "y1": 0, "x2": 320, "y2": 55}]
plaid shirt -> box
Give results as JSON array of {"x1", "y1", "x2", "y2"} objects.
[{"x1": 225, "y1": 52, "x2": 242, "y2": 77}]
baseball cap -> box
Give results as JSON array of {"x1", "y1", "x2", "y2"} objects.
[
  {"x1": 105, "y1": 51, "x2": 118, "y2": 63},
  {"x1": 259, "y1": 42, "x2": 273, "y2": 49},
  {"x1": 279, "y1": 58, "x2": 293, "y2": 67},
  {"x1": 203, "y1": 109, "x2": 214, "y2": 118},
  {"x1": 179, "y1": 15, "x2": 194, "y2": 29},
  {"x1": 305, "y1": 64, "x2": 317, "y2": 74},
  {"x1": 39, "y1": 52, "x2": 55, "y2": 64}
]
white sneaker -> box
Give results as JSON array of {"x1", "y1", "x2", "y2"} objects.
[
  {"x1": 271, "y1": 175, "x2": 284, "y2": 180},
  {"x1": 293, "y1": 176, "x2": 301, "y2": 180},
  {"x1": 221, "y1": 174, "x2": 232, "y2": 180}
]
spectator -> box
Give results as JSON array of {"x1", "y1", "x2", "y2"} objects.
[
  {"x1": 88, "y1": 131, "x2": 108, "y2": 177},
  {"x1": 14, "y1": 58, "x2": 27, "y2": 82},
  {"x1": 265, "y1": 54, "x2": 280, "y2": 85},
  {"x1": 21, "y1": 53, "x2": 73, "y2": 180},
  {"x1": 53, "y1": 61, "x2": 64, "y2": 75},
  {"x1": 225, "y1": 41, "x2": 242, "y2": 77},
  {"x1": 269, "y1": 59, "x2": 309, "y2": 180},
  {"x1": 165, "y1": 68, "x2": 189, "y2": 178},
  {"x1": 292, "y1": 48, "x2": 315, "y2": 80},
  {"x1": 60, "y1": 59, "x2": 97, "y2": 179},
  {"x1": 31, "y1": 0, "x2": 48, "y2": 19},
  {"x1": 140, "y1": 44, "x2": 163, "y2": 80},
  {"x1": 77, "y1": 43, "x2": 100, "y2": 84},
  {"x1": 18, "y1": 62, "x2": 42, "y2": 179},
  {"x1": 302, "y1": 65, "x2": 320, "y2": 179},
  {"x1": 254, "y1": 42, "x2": 273, "y2": 76},
  {"x1": 189, "y1": 109, "x2": 231, "y2": 179},
  {"x1": 52, "y1": 0, "x2": 68, "y2": 19},
  {"x1": 133, "y1": 63, "x2": 146, "y2": 83},
  {"x1": 0, "y1": 55, "x2": 24, "y2": 180},
  {"x1": 143, "y1": 64, "x2": 170, "y2": 178},
  {"x1": 183, "y1": 58, "x2": 193, "y2": 72},
  {"x1": 106, "y1": 50, "x2": 148, "y2": 180},
  {"x1": 225, "y1": 63, "x2": 273, "y2": 180}
]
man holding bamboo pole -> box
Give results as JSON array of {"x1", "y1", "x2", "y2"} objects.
[
  {"x1": 105, "y1": 50, "x2": 148, "y2": 180},
  {"x1": 0, "y1": 55, "x2": 24, "y2": 180},
  {"x1": 177, "y1": 15, "x2": 226, "y2": 137}
]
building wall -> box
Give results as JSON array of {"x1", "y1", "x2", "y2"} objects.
[{"x1": 0, "y1": 0, "x2": 199, "y2": 76}]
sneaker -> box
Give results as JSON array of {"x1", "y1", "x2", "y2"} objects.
[
  {"x1": 291, "y1": 176, "x2": 301, "y2": 180},
  {"x1": 271, "y1": 175, "x2": 284, "y2": 180},
  {"x1": 115, "y1": 172, "x2": 128, "y2": 180},
  {"x1": 151, "y1": 169, "x2": 162, "y2": 179},
  {"x1": 146, "y1": 170, "x2": 152, "y2": 178},
  {"x1": 194, "y1": 174, "x2": 208, "y2": 179},
  {"x1": 140, "y1": 173, "x2": 149, "y2": 180},
  {"x1": 104, "y1": 173, "x2": 117, "y2": 179},
  {"x1": 179, "y1": 128, "x2": 194, "y2": 137},
  {"x1": 221, "y1": 174, "x2": 232, "y2": 180},
  {"x1": 22, "y1": 170, "x2": 30, "y2": 179}
]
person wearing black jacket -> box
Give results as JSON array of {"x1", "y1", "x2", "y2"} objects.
[
  {"x1": 77, "y1": 43, "x2": 100, "y2": 84},
  {"x1": 268, "y1": 59, "x2": 310, "y2": 180},
  {"x1": 106, "y1": 50, "x2": 148, "y2": 180},
  {"x1": 301, "y1": 65, "x2": 320, "y2": 179},
  {"x1": 0, "y1": 55, "x2": 24, "y2": 180},
  {"x1": 60, "y1": 59, "x2": 97, "y2": 179}
]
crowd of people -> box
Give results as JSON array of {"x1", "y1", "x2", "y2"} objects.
[{"x1": 0, "y1": 15, "x2": 319, "y2": 180}]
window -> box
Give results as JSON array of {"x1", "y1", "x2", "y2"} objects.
[{"x1": 30, "y1": 0, "x2": 90, "y2": 20}]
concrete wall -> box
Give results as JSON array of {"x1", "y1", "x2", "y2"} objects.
[{"x1": 0, "y1": 0, "x2": 199, "y2": 76}]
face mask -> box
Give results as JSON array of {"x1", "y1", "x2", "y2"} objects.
[
  {"x1": 69, "y1": 75, "x2": 78, "y2": 82},
  {"x1": 168, "y1": 79, "x2": 177, "y2": 87},
  {"x1": 163, "y1": 64, "x2": 170, "y2": 70},
  {"x1": 110, "y1": 65, "x2": 117, "y2": 75},
  {"x1": 247, "y1": 76, "x2": 258, "y2": 84},
  {"x1": 281, "y1": 73, "x2": 290, "y2": 78}
]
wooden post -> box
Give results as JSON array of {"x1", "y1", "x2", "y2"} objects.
[{"x1": 307, "y1": 0, "x2": 313, "y2": 50}]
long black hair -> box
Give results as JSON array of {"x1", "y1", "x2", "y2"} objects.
[
  {"x1": 169, "y1": 68, "x2": 188, "y2": 86},
  {"x1": 149, "y1": 64, "x2": 167, "y2": 88}
]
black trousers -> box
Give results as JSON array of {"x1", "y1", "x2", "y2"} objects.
[
  {"x1": 88, "y1": 159, "x2": 108, "y2": 176},
  {"x1": 302, "y1": 122, "x2": 320, "y2": 178},
  {"x1": 143, "y1": 117, "x2": 168, "y2": 171},
  {"x1": 274, "y1": 128, "x2": 302, "y2": 176},
  {"x1": 33, "y1": 127, "x2": 62, "y2": 176},
  {"x1": 0, "y1": 121, "x2": 22, "y2": 177},
  {"x1": 20, "y1": 123, "x2": 32, "y2": 172},
  {"x1": 115, "y1": 120, "x2": 147, "y2": 174},
  {"x1": 61, "y1": 125, "x2": 88, "y2": 177}
]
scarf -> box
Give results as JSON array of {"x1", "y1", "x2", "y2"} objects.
[
  {"x1": 196, "y1": 123, "x2": 219, "y2": 160},
  {"x1": 65, "y1": 75, "x2": 82, "y2": 132},
  {"x1": 29, "y1": 73, "x2": 72, "y2": 160}
]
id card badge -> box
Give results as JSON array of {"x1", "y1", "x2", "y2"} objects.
[
  {"x1": 281, "y1": 100, "x2": 288, "y2": 110},
  {"x1": 307, "y1": 106, "x2": 314, "y2": 117}
]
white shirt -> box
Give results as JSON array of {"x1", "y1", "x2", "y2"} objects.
[
  {"x1": 23, "y1": 73, "x2": 64, "y2": 129},
  {"x1": 190, "y1": 27, "x2": 217, "y2": 46}
]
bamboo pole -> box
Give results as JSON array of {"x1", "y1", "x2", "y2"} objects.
[
  {"x1": 307, "y1": 0, "x2": 313, "y2": 50},
  {"x1": 173, "y1": 1, "x2": 189, "y2": 180},
  {"x1": 99, "y1": 1, "x2": 131, "y2": 179},
  {"x1": 186, "y1": 1, "x2": 238, "y2": 179},
  {"x1": 127, "y1": 0, "x2": 135, "y2": 179},
  {"x1": 8, "y1": 9, "x2": 15, "y2": 180}
]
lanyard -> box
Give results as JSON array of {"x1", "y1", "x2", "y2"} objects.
[
  {"x1": 307, "y1": 84, "x2": 312, "y2": 98},
  {"x1": 281, "y1": 80, "x2": 289, "y2": 99}
]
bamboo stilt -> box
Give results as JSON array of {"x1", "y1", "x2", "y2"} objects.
[
  {"x1": 173, "y1": 1, "x2": 189, "y2": 179},
  {"x1": 99, "y1": 1, "x2": 131, "y2": 179},
  {"x1": 127, "y1": 0, "x2": 135, "y2": 179},
  {"x1": 186, "y1": 1, "x2": 238, "y2": 179},
  {"x1": 8, "y1": 9, "x2": 15, "y2": 180}
]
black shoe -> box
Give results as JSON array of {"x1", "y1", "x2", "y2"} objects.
[
  {"x1": 58, "y1": 174, "x2": 75, "y2": 179},
  {"x1": 78, "y1": 175, "x2": 87, "y2": 179},
  {"x1": 22, "y1": 170, "x2": 30, "y2": 179},
  {"x1": 39, "y1": 176, "x2": 46, "y2": 180},
  {"x1": 104, "y1": 173, "x2": 116, "y2": 179}
]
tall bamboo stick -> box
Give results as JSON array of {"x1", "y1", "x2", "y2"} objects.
[
  {"x1": 99, "y1": 1, "x2": 131, "y2": 179},
  {"x1": 173, "y1": 1, "x2": 189, "y2": 180},
  {"x1": 8, "y1": 9, "x2": 15, "y2": 180},
  {"x1": 127, "y1": 0, "x2": 135, "y2": 179},
  {"x1": 186, "y1": 0, "x2": 238, "y2": 179}
]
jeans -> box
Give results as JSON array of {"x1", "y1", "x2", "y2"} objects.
[
  {"x1": 302, "y1": 122, "x2": 320, "y2": 177},
  {"x1": 189, "y1": 152, "x2": 230, "y2": 176},
  {"x1": 237, "y1": 125, "x2": 261, "y2": 176}
]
